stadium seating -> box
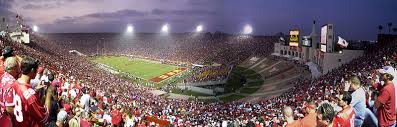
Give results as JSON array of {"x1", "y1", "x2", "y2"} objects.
[{"x1": 1, "y1": 33, "x2": 396, "y2": 126}]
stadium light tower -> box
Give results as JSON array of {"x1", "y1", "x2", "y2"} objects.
[
  {"x1": 126, "y1": 25, "x2": 134, "y2": 33},
  {"x1": 33, "y1": 25, "x2": 38, "y2": 32},
  {"x1": 161, "y1": 24, "x2": 169, "y2": 33},
  {"x1": 243, "y1": 24, "x2": 253, "y2": 34},
  {"x1": 196, "y1": 25, "x2": 203, "y2": 32}
]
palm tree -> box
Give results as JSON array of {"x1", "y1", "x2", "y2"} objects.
[
  {"x1": 378, "y1": 25, "x2": 383, "y2": 34},
  {"x1": 387, "y1": 22, "x2": 393, "y2": 34}
]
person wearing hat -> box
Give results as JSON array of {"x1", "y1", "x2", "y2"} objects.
[{"x1": 372, "y1": 67, "x2": 396, "y2": 127}]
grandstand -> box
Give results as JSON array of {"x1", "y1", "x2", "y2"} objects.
[{"x1": 0, "y1": 6, "x2": 396, "y2": 126}]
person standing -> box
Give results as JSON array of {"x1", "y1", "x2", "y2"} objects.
[
  {"x1": 333, "y1": 92, "x2": 355, "y2": 127},
  {"x1": 374, "y1": 68, "x2": 396, "y2": 127},
  {"x1": 343, "y1": 76, "x2": 367, "y2": 127},
  {"x1": 7, "y1": 56, "x2": 54, "y2": 127}
]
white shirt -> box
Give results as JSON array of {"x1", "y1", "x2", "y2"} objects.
[
  {"x1": 80, "y1": 94, "x2": 91, "y2": 111},
  {"x1": 30, "y1": 78, "x2": 40, "y2": 90},
  {"x1": 222, "y1": 120, "x2": 228, "y2": 127},
  {"x1": 103, "y1": 113, "x2": 112, "y2": 124},
  {"x1": 69, "y1": 89, "x2": 77, "y2": 99},
  {"x1": 40, "y1": 75, "x2": 49, "y2": 83}
]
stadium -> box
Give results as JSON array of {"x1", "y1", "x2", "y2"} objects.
[{"x1": 0, "y1": 0, "x2": 397, "y2": 127}]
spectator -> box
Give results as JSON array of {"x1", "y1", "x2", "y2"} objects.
[
  {"x1": 79, "y1": 87, "x2": 90, "y2": 116},
  {"x1": 68, "y1": 111, "x2": 81, "y2": 127},
  {"x1": 333, "y1": 92, "x2": 355, "y2": 127},
  {"x1": 7, "y1": 56, "x2": 54, "y2": 127},
  {"x1": 374, "y1": 69, "x2": 396, "y2": 127},
  {"x1": 56, "y1": 109, "x2": 68, "y2": 127},
  {"x1": 300, "y1": 101, "x2": 317, "y2": 127},
  {"x1": 283, "y1": 106, "x2": 297, "y2": 127},
  {"x1": 112, "y1": 105, "x2": 122, "y2": 127},
  {"x1": 0, "y1": 56, "x2": 20, "y2": 127},
  {"x1": 344, "y1": 76, "x2": 366, "y2": 127},
  {"x1": 317, "y1": 103, "x2": 336, "y2": 127}
]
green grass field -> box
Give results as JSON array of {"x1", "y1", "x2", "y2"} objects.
[{"x1": 92, "y1": 56, "x2": 179, "y2": 80}]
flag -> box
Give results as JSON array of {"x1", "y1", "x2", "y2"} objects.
[
  {"x1": 279, "y1": 37, "x2": 285, "y2": 42},
  {"x1": 337, "y1": 36, "x2": 348, "y2": 48}
]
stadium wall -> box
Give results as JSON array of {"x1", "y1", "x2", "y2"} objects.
[
  {"x1": 321, "y1": 49, "x2": 364, "y2": 74},
  {"x1": 177, "y1": 85, "x2": 216, "y2": 95},
  {"x1": 177, "y1": 79, "x2": 227, "y2": 87}
]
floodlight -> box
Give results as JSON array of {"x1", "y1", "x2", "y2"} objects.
[
  {"x1": 161, "y1": 24, "x2": 169, "y2": 33},
  {"x1": 126, "y1": 25, "x2": 134, "y2": 33},
  {"x1": 33, "y1": 25, "x2": 38, "y2": 32},
  {"x1": 196, "y1": 25, "x2": 203, "y2": 32},
  {"x1": 243, "y1": 24, "x2": 253, "y2": 34}
]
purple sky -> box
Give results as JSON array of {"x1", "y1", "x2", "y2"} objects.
[{"x1": 1, "y1": 0, "x2": 396, "y2": 40}]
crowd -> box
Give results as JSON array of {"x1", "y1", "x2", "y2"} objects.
[
  {"x1": 38, "y1": 33, "x2": 276, "y2": 65},
  {"x1": 0, "y1": 33, "x2": 396, "y2": 127},
  {"x1": 184, "y1": 65, "x2": 232, "y2": 83}
]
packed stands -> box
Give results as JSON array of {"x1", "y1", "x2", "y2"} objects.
[{"x1": 0, "y1": 33, "x2": 396, "y2": 126}]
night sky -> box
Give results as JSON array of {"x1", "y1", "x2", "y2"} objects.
[{"x1": 1, "y1": 0, "x2": 396, "y2": 40}]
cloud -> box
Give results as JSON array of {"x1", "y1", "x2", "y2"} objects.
[
  {"x1": 0, "y1": 0, "x2": 17, "y2": 18},
  {"x1": 151, "y1": 8, "x2": 217, "y2": 16},
  {"x1": 188, "y1": 0, "x2": 214, "y2": 6},
  {"x1": 0, "y1": 0, "x2": 15, "y2": 8},
  {"x1": 85, "y1": 10, "x2": 146, "y2": 18},
  {"x1": 54, "y1": 9, "x2": 147, "y2": 24},
  {"x1": 22, "y1": 3, "x2": 59, "y2": 9}
]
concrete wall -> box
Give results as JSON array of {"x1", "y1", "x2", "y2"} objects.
[
  {"x1": 177, "y1": 79, "x2": 227, "y2": 87},
  {"x1": 322, "y1": 49, "x2": 364, "y2": 74},
  {"x1": 177, "y1": 85, "x2": 215, "y2": 95},
  {"x1": 274, "y1": 43, "x2": 306, "y2": 60}
]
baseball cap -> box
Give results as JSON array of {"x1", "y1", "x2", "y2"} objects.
[
  {"x1": 64, "y1": 104, "x2": 71, "y2": 114},
  {"x1": 57, "y1": 110, "x2": 68, "y2": 122},
  {"x1": 378, "y1": 66, "x2": 395, "y2": 75}
]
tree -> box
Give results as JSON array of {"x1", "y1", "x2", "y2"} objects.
[
  {"x1": 387, "y1": 22, "x2": 393, "y2": 34},
  {"x1": 378, "y1": 25, "x2": 383, "y2": 34},
  {"x1": 393, "y1": 28, "x2": 397, "y2": 34}
]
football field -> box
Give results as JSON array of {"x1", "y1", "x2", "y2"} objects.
[{"x1": 92, "y1": 56, "x2": 184, "y2": 82}]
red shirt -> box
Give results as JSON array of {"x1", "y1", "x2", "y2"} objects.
[
  {"x1": 333, "y1": 106, "x2": 355, "y2": 127},
  {"x1": 10, "y1": 81, "x2": 49, "y2": 127},
  {"x1": 111, "y1": 109, "x2": 122, "y2": 126},
  {"x1": 0, "y1": 115, "x2": 13, "y2": 127},
  {"x1": 0, "y1": 59, "x2": 4, "y2": 77},
  {"x1": 377, "y1": 83, "x2": 396, "y2": 127},
  {"x1": 300, "y1": 112, "x2": 317, "y2": 127},
  {"x1": 80, "y1": 118, "x2": 92, "y2": 127},
  {"x1": 0, "y1": 72, "x2": 16, "y2": 114}
]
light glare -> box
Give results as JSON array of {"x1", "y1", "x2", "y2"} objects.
[
  {"x1": 161, "y1": 24, "x2": 169, "y2": 33},
  {"x1": 33, "y1": 25, "x2": 38, "y2": 32},
  {"x1": 127, "y1": 25, "x2": 134, "y2": 33},
  {"x1": 243, "y1": 24, "x2": 253, "y2": 34},
  {"x1": 196, "y1": 25, "x2": 203, "y2": 32}
]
